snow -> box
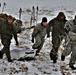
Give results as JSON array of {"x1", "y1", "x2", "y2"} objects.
[{"x1": 0, "y1": 0, "x2": 76, "y2": 75}]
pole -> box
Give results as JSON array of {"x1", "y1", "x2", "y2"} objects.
[
  {"x1": 0, "y1": 3, "x2": 1, "y2": 7},
  {"x1": 19, "y1": 7, "x2": 22, "y2": 20},
  {"x1": 2, "y1": 2, "x2": 6, "y2": 13}
]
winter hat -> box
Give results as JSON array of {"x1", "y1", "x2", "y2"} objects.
[{"x1": 42, "y1": 17, "x2": 47, "y2": 22}]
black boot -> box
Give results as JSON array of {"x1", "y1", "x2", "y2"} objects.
[
  {"x1": 50, "y1": 52, "x2": 53, "y2": 60},
  {"x1": 69, "y1": 65, "x2": 76, "y2": 70},
  {"x1": 50, "y1": 52, "x2": 57, "y2": 63},
  {"x1": 50, "y1": 49, "x2": 58, "y2": 63},
  {"x1": 53, "y1": 54, "x2": 58, "y2": 63},
  {"x1": 53, "y1": 59, "x2": 57, "y2": 63},
  {"x1": 8, "y1": 58, "x2": 13, "y2": 62},
  {"x1": 61, "y1": 54, "x2": 65, "y2": 61},
  {"x1": 35, "y1": 50, "x2": 40, "y2": 56},
  {"x1": 35, "y1": 52, "x2": 39, "y2": 56},
  {"x1": 0, "y1": 51, "x2": 3, "y2": 59},
  {"x1": 50, "y1": 49, "x2": 54, "y2": 60}
]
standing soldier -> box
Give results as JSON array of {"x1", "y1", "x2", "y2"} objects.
[
  {"x1": 47, "y1": 12, "x2": 67, "y2": 63},
  {"x1": 31, "y1": 17, "x2": 48, "y2": 56},
  {"x1": 0, "y1": 15, "x2": 19, "y2": 62},
  {"x1": 61, "y1": 15, "x2": 76, "y2": 70}
]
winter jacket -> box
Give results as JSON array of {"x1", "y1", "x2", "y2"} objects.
[
  {"x1": 47, "y1": 17, "x2": 65, "y2": 37},
  {"x1": 32, "y1": 23, "x2": 47, "y2": 39},
  {"x1": 65, "y1": 20, "x2": 76, "y2": 41},
  {"x1": 62, "y1": 19, "x2": 76, "y2": 65},
  {"x1": 0, "y1": 18, "x2": 18, "y2": 42}
]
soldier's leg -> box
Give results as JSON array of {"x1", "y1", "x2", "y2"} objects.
[
  {"x1": 5, "y1": 43, "x2": 12, "y2": 62},
  {"x1": 52, "y1": 35, "x2": 61, "y2": 52},
  {"x1": 32, "y1": 36, "x2": 41, "y2": 49},
  {"x1": 36, "y1": 39, "x2": 45, "y2": 54},
  {"x1": 50, "y1": 35, "x2": 60, "y2": 63},
  {"x1": 2, "y1": 39, "x2": 12, "y2": 62},
  {"x1": 69, "y1": 44, "x2": 76, "y2": 70},
  {"x1": 69, "y1": 53, "x2": 76, "y2": 70},
  {"x1": 62, "y1": 42, "x2": 71, "y2": 56},
  {"x1": 0, "y1": 39, "x2": 7, "y2": 59},
  {"x1": 61, "y1": 42, "x2": 72, "y2": 61},
  {"x1": 5, "y1": 45, "x2": 11, "y2": 59},
  {"x1": 4, "y1": 40, "x2": 11, "y2": 59},
  {"x1": 0, "y1": 50, "x2": 3, "y2": 59}
]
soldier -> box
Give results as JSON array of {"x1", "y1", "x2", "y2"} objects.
[
  {"x1": 61, "y1": 15, "x2": 76, "y2": 70},
  {"x1": 47, "y1": 12, "x2": 67, "y2": 63},
  {"x1": 31, "y1": 17, "x2": 48, "y2": 56},
  {"x1": 0, "y1": 15, "x2": 19, "y2": 62}
]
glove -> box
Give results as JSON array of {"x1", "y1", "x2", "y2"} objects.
[
  {"x1": 65, "y1": 28, "x2": 70, "y2": 33},
  {"x1": 47, "y1": 34, "x2": 50, "y2": 38},
  {"x1": 31, "y1": 38, "x2": 34, "y2": 43},
  {"x1": 16, "y1": 41, "x2": 19, "y2": 45}
]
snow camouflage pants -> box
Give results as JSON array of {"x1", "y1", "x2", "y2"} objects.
[
  {"x1": 32, "y1": 36, "x2": 45, "y2": 52},
  {"x1": 62, "y1": 41, "x2": 76, "y2": 65}
]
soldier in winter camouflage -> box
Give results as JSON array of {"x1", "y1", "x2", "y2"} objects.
[
  {"x1": 31, "y1": 17, "x2": 48, "y2": 56},
  {"x1": 47, "y1": 12, "x2": 67, "y2": 63},
  {"x1": 0, "y1": 15, "x2": 19, "y2": 62},
  {"x1": 61, "y1": 15, "x2": 76, "y2": 70}
]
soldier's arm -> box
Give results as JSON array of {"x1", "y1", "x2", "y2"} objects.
[
  {"x1": 64, "y1": 21, "x2": 70, "y2": 33},
  {"x1": 12, "y1": 25, "x2": 19, "y2": 45},
  {"x1": 46, "y1": 19, "x2": 53, "y2": 37},
  {"x1": 32, "y1": 26, "x2": 39, "y2": 39}
]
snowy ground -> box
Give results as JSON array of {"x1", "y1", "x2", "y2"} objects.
[{"x1": 0, "y1": 0, "x2": 76, "y2": 75}]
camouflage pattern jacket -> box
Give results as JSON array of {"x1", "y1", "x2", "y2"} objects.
[
  {"x1": 47, "y1": 17, "x2": 65, "y2": 37},
  {"x1": 65, "y1": 20, "x2": 76, "y2": 42},
  {"x1": 0, "y1": 18, "x2": 18, "y2": 42}
]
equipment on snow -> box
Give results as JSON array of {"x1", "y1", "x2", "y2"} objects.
[{"x1": 11, "y1": 49, "x2": 37, "y2": 61}]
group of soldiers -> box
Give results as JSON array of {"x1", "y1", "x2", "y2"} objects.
[
  {"x1": 0, "y1": 11, "x2": 76, "y2": 70},
  {"x1": 31, "y1": 12, "x2": 76, "y2": 70}
]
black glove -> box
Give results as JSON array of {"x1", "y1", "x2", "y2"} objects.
[
  {"x1": 47, "y1": 34, "x2": 50, "y2": 38},
  {"x1": 65, "y1": 27, "x2": 70, "y2": 33},
  {"x1": 16, "y1": 41, "x2": 19, "y2": 45},
  {"x1": 31, "y1": 38, "x2": 34, "y2": 43}
]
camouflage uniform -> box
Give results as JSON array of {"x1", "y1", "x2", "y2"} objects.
[
  {"x1": 13, "y1": 20, "x2": 22, "y2": 33},
  {"x1": 0, "y1": 18, "x2": 18, "y2": 60},
  {"x1": 62, "y1": 19, "x2": 76, "y2": 66},
  {"x1": 32, "y1": 23, "x2": 47, "y2": 53},
  {"x1": 47, "y1": 12, "x2": 66, "y2": 63}
]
